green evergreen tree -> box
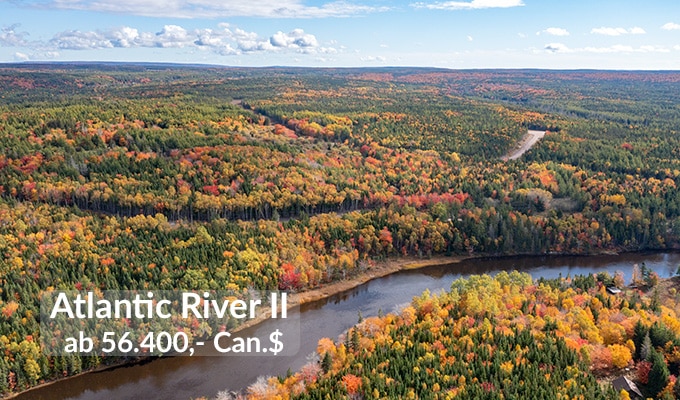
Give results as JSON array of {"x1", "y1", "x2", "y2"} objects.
[
  {"x1": 647, "y1": 350, "x2": 669, "y2": 398},
  {"x1": 633, "y1": 320, "x2": 648, "y2": 361},
  {"x1": 321, "y1": 352, "x2": 332, "y2": 374},
  {"x1": 641, "y1": 334, "x2": 653, "y2": 362}
]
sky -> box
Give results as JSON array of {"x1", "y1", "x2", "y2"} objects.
[{"x1": 1, "y1": 0, "x2": 680, "y2": 69}]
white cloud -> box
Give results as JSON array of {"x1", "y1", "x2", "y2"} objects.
[
  {"x1": 219, "y1": 24, "x2": 259, "y2": 42},
  {"x1": 0, "y1": 24, "x2": 29, "y2": 47},
  {"x1": 583, "y1": 44, "x2": 633, "y2": 53},
  {"x1": 544, "y1": 43, "x2": 570, "y2": 53},
  {"x1": 152, "y1": 25, "x2": 193, "y2": 48},
  {"x1": 638, "y1": 45, "x2": 670, "y2": 53},
  {"x1": 591, "y1": 27, "x2": 626, "y2": 36},
  {"x1": 467, "y1": 35, "x2": 473, "y2": 41},
  {"x1": 317, "y1": 46, "x2": 338, "y2": 54},
  {"x1": 203, "y1": 24, "x2": 273, "y2": 53},
  {"x1": 411, "y1": 0, "x2": 524, "y2": 10},
  {"x1": 545, "y1": 43, "x2": 669, "y2": 54},
  {"x1": 20, "y1": 0, "x2": 384, "y2": 18},
  {"x1": 591, "y1": 27, "x2": 646, "y2": 36},
  {"x1": 109, "y1": 27, "x2": 140, "y2": 48},
  {"x1": 194, "y1": 29, "x2": 225, "y2": 48},
  {"x1": 51, "y1": 25, "x2": 199, "y2": 50},
  {"x1": 13, "y1": 52, "x2": 29, "y2": 61},
  {"x1": 270, "y1": 29, "x2": 318, "y2": 49},
  {"x1": 540, "y1": 27, "x2": 569, "y2": 36},
  {"x1": 46, "y1": 23, "x2": 333, "y2": 56},
  {"x1": 360, "y1": 55, "x2": 386, "y2": 62},
  {"x1": 212, "y1": 44, "x2": 238, "y2": 56},
  {"x1": 12, "y1": 50, "x2": 59, "y2": 60},
  {"x1": 661, "y1": 22, "x2": 680, "y2": 31},
  {"x1": 51, "y1": 30, "x2": 113, "y2": 50},
  {"x1": 235, "y1": 39, "x2": 274, "y2": 53}
]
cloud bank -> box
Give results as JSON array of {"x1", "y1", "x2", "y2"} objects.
[
  {"x1": 0, "y1": 24, "x2": 30, "y2": 47},
  {"x1": 590, "y1": 27, "x2": 646, "y2": 36},
  {"x1": 661, "y1": 22, "x2": 680, "y2": 31},
  {"x1": 545, "y1": 43, "x2": 670, "y2": 54},
  {"x1": 540, "y1": 27, "x2": 569, "y2": 36},
  {"x1": 411, "y1": 0, "x2": 524, "y2": 11},
  {"x1": 2, "y1": 23, "x2": 334, "y2": 60},
  {"x1": 8, "y1": 0, "x2": 384, "y2": 18}
]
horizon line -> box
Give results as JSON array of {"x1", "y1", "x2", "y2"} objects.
[{"x1": 1, "y1": 61, "x2": 680, "y2": 73}]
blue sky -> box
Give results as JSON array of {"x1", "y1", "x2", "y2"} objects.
[{"x1": 1, "y1": 0, "x2": 680, "y2": 69}]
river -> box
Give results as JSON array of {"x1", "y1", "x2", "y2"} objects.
[{"x1": 17, "y1": 252, "x2": 680, "y2": 400}]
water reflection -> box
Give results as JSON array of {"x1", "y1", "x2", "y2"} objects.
[{"x1": 18, "y1": 252, "x2": 680, "y2": 400}]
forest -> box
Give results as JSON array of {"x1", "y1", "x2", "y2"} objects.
[
  {"x1": 245, "y1": 271, "x2": 680, "y2": 399},
  {"x1": 0, "y1": 64, "x2": 679, "y2": 396}
]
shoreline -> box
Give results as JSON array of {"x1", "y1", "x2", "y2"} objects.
[
  {"x1": 5, "y1": 254, "x2": 464, "y2": 400},
  {"x1": 7, "y1": 248, "x2": 678, "y2": 399},
  {"x1": 289, "y1": 254, "x2": 464, "y2": 306}
]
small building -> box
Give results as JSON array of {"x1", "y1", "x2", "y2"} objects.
[
  {"x1": 607, "y1": 287, "x2": 622, "y2": 295},
  {"x1": 611, "y1": 376, "x2": 643, "y2": 399}
]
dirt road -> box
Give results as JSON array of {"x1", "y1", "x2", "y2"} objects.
[{"x1": 502, "y1": 129, "x2": 546, "y2": 161}]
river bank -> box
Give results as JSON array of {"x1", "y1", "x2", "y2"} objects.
[
  {"x1": 9, "y1": 249, "x2": 679, "y2": 400},
  {"x1": 5, "y1": 254, "x2": 463, "y2": 400},
  {"x1": 290, "y1": 254, "x2": 464, "y2": 306}
]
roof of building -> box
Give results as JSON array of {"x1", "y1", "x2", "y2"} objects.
[{"x1": 612, "y1": 376, "x2": 643, "y2": 398}]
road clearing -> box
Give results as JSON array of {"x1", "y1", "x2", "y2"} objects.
[{"x1": 502, "y1": 130, "x2": 546, "y2": 161}]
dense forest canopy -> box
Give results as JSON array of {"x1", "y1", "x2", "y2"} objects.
[
  {"x1": 0, "y1": 64, "x2": 679, "y2": 396},
  {"x1": 247, "y1": 272, "x2": 680, "y2": 400}
]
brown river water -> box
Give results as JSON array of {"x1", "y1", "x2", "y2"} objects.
[{"x1": 16, "y1": 251, "x2": 680, "y2": 400}]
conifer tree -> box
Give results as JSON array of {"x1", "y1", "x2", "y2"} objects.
[{"x1": 647, "y1": 350, "x2": 669, "y2": 398}]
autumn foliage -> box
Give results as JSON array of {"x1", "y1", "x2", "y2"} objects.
[
  {"x1": 1, "y1": 66, "x2": 680, "y2": 396},
  {"x1": 256, "y1": 272, "x2": 680, "y2": 399}
]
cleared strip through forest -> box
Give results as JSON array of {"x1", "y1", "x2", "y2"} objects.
[{"x1": 502, "y1": 129, "x2": 546, "y2": 161}]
